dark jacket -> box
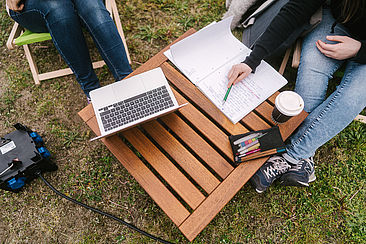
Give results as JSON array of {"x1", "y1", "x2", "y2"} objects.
[{"x1": 244, "y1": 0, "x2": 366, "y2": 70}]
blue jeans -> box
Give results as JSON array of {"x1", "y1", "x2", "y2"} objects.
[
  {"x1": 9, "y1": 0, "x2": 132, "y2": 97},
  {"x1": 286, "y1": 7, "x2": 366, "y2": 161}
]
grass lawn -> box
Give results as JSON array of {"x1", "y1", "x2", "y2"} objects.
[{"x1": 0, "y1": 0, "x2": 365, "y2": 243}]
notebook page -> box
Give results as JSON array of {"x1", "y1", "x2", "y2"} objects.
[
  {"x1": 197, "y1": 53, "x2": 287, "y2": 124},
  {"x1": 169, "y1": 16, "x2": 245, "y2": 85}
]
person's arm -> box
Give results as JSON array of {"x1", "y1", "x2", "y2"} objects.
[
  {"x1": 353, "y1": 40, "x2": 366, "y2": 64},
  {"x1": 244, "y1": 0, "x2": 325, "y2": 70},
  {"x1": 227, "y1": 0, "x2": 325, "y2": 87},
  {"x1": 6, "y1": 0, "x2": 24, "y2": 12}
]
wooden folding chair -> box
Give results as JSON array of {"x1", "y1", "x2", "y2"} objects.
[
  {"x1": 6, "y1": 0, "x2": 131, "y2": 85},
  {"x1": 279, "y1": 40, "x2": 366, "y2": 124}
]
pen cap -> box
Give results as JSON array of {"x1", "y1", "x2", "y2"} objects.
[{"x1": 275, "y1": 91, "x2": 304, "y2": 117}]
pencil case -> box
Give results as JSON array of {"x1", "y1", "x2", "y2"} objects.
[{"x1": 229, "y1": 126, "x2": 286, "y2": 166}]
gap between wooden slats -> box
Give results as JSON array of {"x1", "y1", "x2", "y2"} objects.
[
  {"x1": 78, "y1": 109, "x2": 190, "y2": 226},
  {"x1": 267, "y1": 92, "x2": 278, "y2": 105},
  {"x1": 160, "y1": 113, "x2": 233, "y2": 179},
  {"x1": 253, "y1": 101, "x2": 276, "y2": 126},
  {"x1": 240, "y1": 112, "x2": 271, "y2": 131},
  {"x1": 141, "y1": 120, "x2": 220, "y2": 194},
  {"x1": 171, "y1": 88, "x2": 233, "y2": 160},
  {"x1": 123, "y1": 127, "x2": 205, "y2": 210}
]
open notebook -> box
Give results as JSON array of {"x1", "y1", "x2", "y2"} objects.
[{"x1": 164, "y1": 16, "x2": 287, "y2": 124}]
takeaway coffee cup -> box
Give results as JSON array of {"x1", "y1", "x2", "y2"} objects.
[{"x1": 272, "y1": 91, "x2": 304, "y2": 124}]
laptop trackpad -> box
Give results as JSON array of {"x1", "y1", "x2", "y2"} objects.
[{"x1": 113, "y1": 77, "x2": 145, "y2": 99}]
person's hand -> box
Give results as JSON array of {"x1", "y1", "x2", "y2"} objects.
[
  {"x1": 227, "y1": 63, "x2": 252, "y2": 88},
  {"x1": 6, "y1": 0, "x2": 24, "y2": 12},
  {"x1": 316, "y1": 35, "x2": 361, "y2": 60}
]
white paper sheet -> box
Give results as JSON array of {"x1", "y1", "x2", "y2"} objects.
[
  {"x1": 170, "y1": 16, "x2": 246, "y2": 84},
  {"x1": 197, "y1": 52, "x2": 287, "y2": 123},
  {"x1": 164, "y1": 16, "x2": 288, "y2": 124}
]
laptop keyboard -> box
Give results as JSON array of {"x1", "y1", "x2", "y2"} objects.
[{"x1": 98, "y1": 86, "x2": 174, "y2": 132}]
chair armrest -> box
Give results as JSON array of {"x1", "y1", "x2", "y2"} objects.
[
  {"x1": 292, "y1": 39, "x2": 302, "y2": 69},
  {"x1": 7, "y1": 22, "x2": 23, "y2": 50},
  {"x1": 355, "y1": 114, "x2": 366, "y2": 124},
  {"x1": 109, "y1": 0, "x2": 131, "y2": 64},
  {"x1": 105, "y1": 0, "x2": 112, "y2": 15}
]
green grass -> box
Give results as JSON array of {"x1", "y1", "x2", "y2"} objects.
[{"x1": 0, "y1": 0, "x2": 365, "y2": 243}]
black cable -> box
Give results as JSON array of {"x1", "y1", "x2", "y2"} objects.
[{"x1": 36, "y1": 172, "x2": 173, "y2": 244}]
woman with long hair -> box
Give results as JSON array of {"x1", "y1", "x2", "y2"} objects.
[
  {"x1": 6, "y1": 0, "x2": 132, "y2": 102},
  {"x1": 228, "y1": 0, "x2": 366, "y2": 193}
]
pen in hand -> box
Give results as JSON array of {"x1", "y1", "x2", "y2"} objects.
[{"x1": 222, "y1": 84, "x2": 233, "y2": 105}]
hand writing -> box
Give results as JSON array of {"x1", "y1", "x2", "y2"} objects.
[
  {"x1": 316, "y1": 35, "x2": 361, "y2": 60},
  {"x1": 6, "y1": 0, "x2": 24, "y2": 12},
  {"x1": 227, "y1": 63, "x2": 252, "y2": 88}
]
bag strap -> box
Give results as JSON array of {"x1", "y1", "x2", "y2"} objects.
[{"x1": 241, "y1": 0, "x2": 277, "y2": 28}]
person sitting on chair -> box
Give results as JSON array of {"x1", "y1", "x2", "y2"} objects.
[
  {"x1": 227, "y1": 0, "x2": 366, "y2": 193},
  {"x1": 6, "y1": 0, "x2": 132, "y2": 102}
]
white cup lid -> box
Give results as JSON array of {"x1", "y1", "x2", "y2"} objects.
[{"x1": 275, "y1": 91, "x2": 304, "y2": 116}]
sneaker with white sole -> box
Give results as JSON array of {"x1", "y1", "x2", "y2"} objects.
[
  {"x1": 250, "y1": 155, "x2": 291, "y2": 193},
  {"x1": 280, "y1": 157, "x2": 316, "y2": 187}
]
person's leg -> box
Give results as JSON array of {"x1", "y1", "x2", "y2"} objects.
[
  {"x1": 9, "y1": 0, "x2": 100, "y2": 97},
  {"x1": 72, "y1": 0, "x2": 132, "y2": 81},
  {"x1": 286, "y1": 7, "x2": 354, "y2": 160},
  {"x1": 281, "y1": 60, "x2": 366, "y2": 186},
  {"x1": 294, "y1": 7, "x2": 346, "y2": 114},
  {"x1": 278, "y1": 8, "x2": 366, "y2": 186},
  {"x1": 249, "y1": 7, "x2": 359, "y2": 192},
  {"x1": 287, "y1": 61, "x2": 366, "y2": 160}
]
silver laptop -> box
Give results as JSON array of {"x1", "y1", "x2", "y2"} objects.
[{"x1": 89, "y1": 67, "x2": 186, "y2": 141}]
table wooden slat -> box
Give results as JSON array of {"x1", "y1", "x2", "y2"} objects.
[
  {"x1": 160, "y1": 114, "x2": 233, "y2": 179},
  {"x1": 268, "y1": 92, "x2": 278, "y2": 104},
  {"x1": 254, "y1": 101, "x2": 276, "y2": 126},
  {"x1": 78, "y1": 111, "x2": 190, "y2": 226},
  {"x1": 78, "y1": 104, "x2": 95, "y2": 123},
  {"x1": 142, "y1": 120, "x2": 220, "y2": 194},
  {"x1": 171, "y1": 88, "x2": 233, "y2": 160},
  {"x1": 240, "y1": 112, "x2": 271, "y2": 131},
  {"x1": 123, "y1": 128, "x2": 205, "y2": 210},
  {"x1": 278, "y1": 111, "x2": 308, "y2": 139}
]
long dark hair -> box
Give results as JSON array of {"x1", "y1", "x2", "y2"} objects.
[{"x1": 341, "y1": 0, "x2": 366, "y2": 23}]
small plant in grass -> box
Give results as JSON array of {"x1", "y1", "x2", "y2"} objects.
[
  {"x1": 63, "y1": 130, "x2": 84, "y2": 148},
  {"x1": 116, "y1": 235, "x2": 126, "y2": 243}
]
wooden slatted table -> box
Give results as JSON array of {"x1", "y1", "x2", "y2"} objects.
[{"x1": 78, "y1": 29, "x2": 307, "y2": 242}]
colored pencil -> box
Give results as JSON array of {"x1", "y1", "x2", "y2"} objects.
[
  {"x1": 239, "y1": 137, "x2": 257, "y2": 147},
  {"x1": 236, "y1": 132, "x2": 268, "y2": 147},
  {"x1": 238, "y1": 140, "x2": 259, "y2": 152},
  {"x1": 237, "y1": 148, "x2": 286, "y2": 162},
  {"x1": 233, "y1": 132, "x2": 261, "y2": 145},
  {"x1": 222, "y1": 84, "x2": 233, "y2": 105},
  {"x1": 237, "y1": 144, "x2": 260, "y2": 155},
  {"x1": 239, "y1": 148, "x2": 261, "y2": 157}
]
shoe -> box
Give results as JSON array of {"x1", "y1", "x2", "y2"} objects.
[
  {"x1": 280, "y1": 157, "x2": 316, "y2": 187},
  {"x1": 250, "y1": 155, "x2": 291, "y2": 193},
  {"x1": 87, "y1": 97, "x2": 92, "y2": 104}
]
